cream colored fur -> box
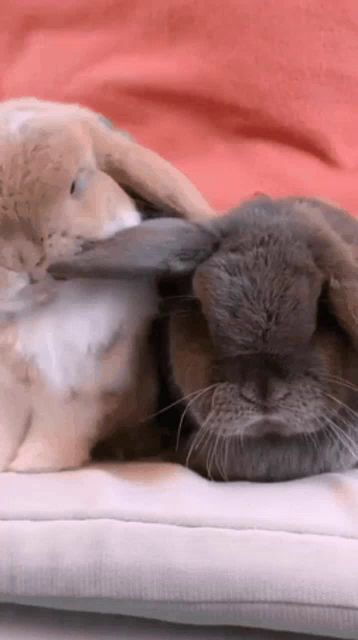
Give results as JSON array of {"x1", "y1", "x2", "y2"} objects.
[{"x1": 0, "y1": 97, "x2": 213, "y2": 472}]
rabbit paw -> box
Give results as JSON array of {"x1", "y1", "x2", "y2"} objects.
[
  {"x1": 0, "y1": 458, "x2": 10, "y2": 473},
  {"x1": 8, "y1": 439, "x2": 89, "y2": 473},
  {"x1": 0, "y1": 438, "x2": 21, "y2": 472}
]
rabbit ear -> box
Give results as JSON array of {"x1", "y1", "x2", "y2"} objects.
[
  {"x1": 307, "y1": 204, "x2": 358, "y2": 347},
  {"x1": 89, "y1": 121, "x2": 214, "y2": 222},
  {"x1": 324, "y1": 241, "x2": 358, "y2": 346},
  {"x1": 48, "y1": 218, "x2": 218, "y2": 280},
  {"x1": 328, "y1": 274, "x2": 358, "y2": 346}
]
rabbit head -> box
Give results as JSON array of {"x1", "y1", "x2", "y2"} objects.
[
  {"x1": 48, "y1": 197, "x2": 358, "y2": 481},
  {"x1": 0, "y1": 97, "x2": 213, "y2": 319}
]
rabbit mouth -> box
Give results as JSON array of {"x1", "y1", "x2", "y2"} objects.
[{"x1": 243, "y1": 417, "x2": 290, "y2": 438}]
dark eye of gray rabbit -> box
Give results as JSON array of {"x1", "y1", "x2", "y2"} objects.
[{"x1": 170, "y1": 199, "x2": 358, "y2": 482}]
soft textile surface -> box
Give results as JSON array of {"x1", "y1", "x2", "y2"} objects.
[
  {"x1": 1, "y1": 604, "x2": 331, "y2": 640},
  {"x1": 1, "y1": 1, "x2": 358, "y2": 213},
  {"x1": 0, "y1": 463, "x2": 358, "y2": 638}
]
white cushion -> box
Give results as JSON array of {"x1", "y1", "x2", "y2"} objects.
[{"x1": 0, "y1": 462, "x2": 357, "y2": 638}]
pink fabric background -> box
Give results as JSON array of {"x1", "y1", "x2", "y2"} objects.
[{"x1": 1, "y1": 0, "x2": 358, "y2": 213}]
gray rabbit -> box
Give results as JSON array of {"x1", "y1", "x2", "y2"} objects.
[{"x1": 50, "y1": 197, "x2": 358, "y2": 481}]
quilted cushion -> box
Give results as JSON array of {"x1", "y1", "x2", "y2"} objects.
[
  {"x1": 1, "y1": 463, "x2": 358, "y2": 638},
  {"x1": 1, "y1": 0, "x2": 358, "y2": 213}
]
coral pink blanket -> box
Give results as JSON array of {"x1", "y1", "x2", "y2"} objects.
[{"x1": 1, "y1": 1, "x2": 358, "y2": 213}]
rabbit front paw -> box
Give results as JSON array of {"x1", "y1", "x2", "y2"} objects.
[{"x1": 8, "y1": 438, "x2": 90, "y2": 473}]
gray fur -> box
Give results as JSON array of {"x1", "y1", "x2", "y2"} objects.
[
  {"x1": 172, "y1": 197, "x2": 358, "y2": 481},
  {"x1": 48, "y1": 218, "x2": 218, "y2": 279},
  {"x1": 48, "y1": 196, "x2": 358, "y2": 482}
]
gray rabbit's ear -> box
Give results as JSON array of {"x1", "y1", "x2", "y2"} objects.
[
  {"x1": 323, "y1": 242, "x2": 358, "y2": 347},
  {"x1": 328, "y1": 273, "x2": 358, "y2": 347},
  {"x1": 48, "y1": 219, "x2": 218, "y2": 280},
  {"x1": 302, "y1": 201, "x2": 358, "y2": 348}
]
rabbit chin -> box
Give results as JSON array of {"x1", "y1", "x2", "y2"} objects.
[
  {"x1": 239, "y1": 417, "x2": 296, "y2": 438},
  {"x1": 203, "y1": 412, "x2": 326, "y2": 439},
  {"x1": 181, "y1": 419, "x2": 358, "y2": 482},
  {"x1": 178, "y1": 395, "x2": 358, "y2": 481}
]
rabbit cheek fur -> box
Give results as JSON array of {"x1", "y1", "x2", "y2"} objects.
[
  {"x1": 168, "y1": 198, "x2": 358, "y2": 481},
  {"x1": 0, "y1": 98, "x2": 213, "y2": 472}
]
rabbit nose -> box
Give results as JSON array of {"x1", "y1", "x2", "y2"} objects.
[
  {"x1": 240, "y1": 382, "x2": 288, "y2": 406},
  {"x1": 240, "y1": 379, "x2": 289, "y2": 405},
  {"x1": 240, "y1": 382, "x2": 261, "y2": 404}
]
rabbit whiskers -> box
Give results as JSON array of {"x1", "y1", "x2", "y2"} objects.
[
  {"x1": 321, "y1": 392, "x2": 358, "y2": 461},
  {"x1": 188, "y1": 389, "x2": 358, "y2": 481},
  {"x1": 321, "y1": 374, "x2": 358, "y2": 394}
]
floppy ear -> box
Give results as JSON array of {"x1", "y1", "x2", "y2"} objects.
[
  {"x1": 48, "y1": 218, "x2": 218, "y2": 280},
  {"x1": 307, "y1": 202, "x2": 358, "y2": 347},
  {"x1": 324, "y1": 244, "x2": 358, "y2": 347},
  {"x1": 328, "y1": 274, "x2": 358, "y2": 346},
  {"x1": 88, "y1": 119, "x2": 214, "y2": 222}
]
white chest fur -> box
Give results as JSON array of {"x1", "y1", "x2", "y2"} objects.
[{"x1": 17, "y1": 279, "x2": 157, "y2": 393}]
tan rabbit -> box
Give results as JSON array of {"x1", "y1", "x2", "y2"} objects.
[{"x1": 0, "y1": 97, "x2": 213, "y2": 472}]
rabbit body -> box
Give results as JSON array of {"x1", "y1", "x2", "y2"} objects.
[
  {"x1": 169, "y1": 198, "x2": 358, "y2": 481},
  {"x1": 1, "y1": 278, "x2": 157, "y2": 473},
  {"x1": 0, "y1": 98, "x2": 213, "y2": 472},
  {"x1": 52, "y1": 199, "x2": 358, "y2": 481}
]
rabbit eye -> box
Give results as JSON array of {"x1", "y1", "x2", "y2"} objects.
[{"x1": 70, "y1": 170, "x2": 90, "y2": 198}]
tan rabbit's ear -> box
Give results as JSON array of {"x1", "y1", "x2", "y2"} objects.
[{"x1": 88, "y1": 121, "x2": 214, "y2": 222}]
